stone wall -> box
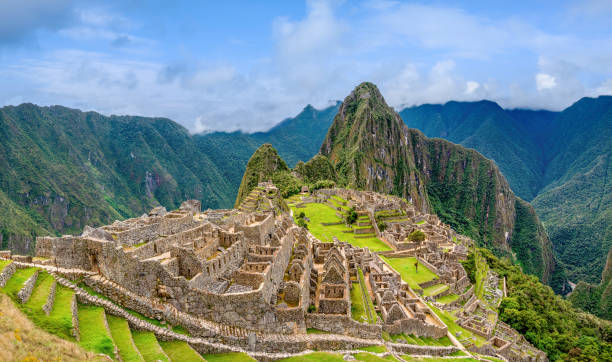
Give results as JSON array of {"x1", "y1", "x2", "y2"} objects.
[
  {"x1": 17, "y1": 269, "x2": 39, "y2": 303},
  {"x1": 382, "y1": 318, "x2": 447, "y2": 339},
  {"x1": 305, "y1": 314, "x2": 382, "y2": 339},
  {"x1": 388, "y1": 342, "x2": 458, "y2": 356},
  {"x1": 0, "y1": 261, "x2": 16, "y2": 287},
  {"x1": 42, "y1": 280, "x2": 57, "y2": 315},
  {"x1": 71, "y1": 293, "x2": 80, "y2": 341}
]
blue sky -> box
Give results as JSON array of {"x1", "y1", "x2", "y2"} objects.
[{"x1": 1, "y1": 0, "x2": 611, "y2": 133}]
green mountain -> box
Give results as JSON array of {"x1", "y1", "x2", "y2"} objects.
[
  {"x1": 0, "y1": 103, "x2": 234, "y2": 254},
  {"x1": 196, "y1": 102, "x2": 340, "y2": 198},
  {"x1": 0, "y1": 102, "x2": 339, "y2": 255},
  {"x1": 318, "y1": 82, "x2": 565, "y2": 292},
  {"x1": 399, "y1": 96, "x2": 612, "y2": 300}
]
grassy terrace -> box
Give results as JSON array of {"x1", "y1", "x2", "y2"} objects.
[
  {"x1": 380, "y1": 256, "x2": 437, "y2": 290},
  {"x1": 159, "y1": 340, "x2": 204, "y2": 361},
  {"x1": 289, "y1": 202, "x2": 390, "y2": 251},
  {"x1": 436, "y1": 293, "x2": 459, "y2": 304},
  {"x1": 383, "y1": 331, "x2": 453, "y2": 347},
  {"x1": 77, "y1": 305, "x2": 115, "y2": 356},
  {"x1": 351, "y1": 268, "x2": 377, "y2": 324},
  {"x1": 1, "y1": 267, "x2": 38, "y2": 297},
  {"x1": 201, "y1": 352, "x2": 256, "y2": 361},
  {"x1": 107, "y1": 315, "x2": 144, "y2": 362},
  {"x1": 132, "y1": 330, "x2": 170, "y2": 362}
]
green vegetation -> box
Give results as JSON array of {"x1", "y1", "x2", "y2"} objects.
[
  {"x1": 77, "y1": 305, "x2": 115, "y2": 356},
  {"x1": 477, "y1": 248, "x2": 612, "y2": 361},
  {"x1": 380, "y1": 256, "x2": 437, "y2": 290},
  {"x1": 306, "y1": 327, "x2": 330, "y2": 334},
  {"x1": 427, "y1": 304, "x2": 487, "y2": 347},
  {"x1": 107, "y1": 315, "x2": 144, "y2": 362},
  {"x1": 436, "y1": 293, "x2": 459, "y2": 304},
  {"x1": 358, "y1": 345, "x2": 387, "y2": 353},
  {"x1": 159, "y1": 340, "x2": 204, "y2": 361},
  {"x1": 408, "y1": 230, "x2": 425, "y2": 242},
  {"x1": 288, "y1": 202, "x2": 390, "y2": 251},
  {"x1": 201, "y1": 352, "x2": 256, "y2": 362},
  {"x1": 0, "y1": 259, "x2": 11, "y2": 271},
  {"x1": 422, "y1": 284, "x2": 449, "y2": 297},
  {"x1": 1, "y1": 267, "x2": 38, "y2": 297},
  {"x1": 131, "y1": 330, "x2": 170, "y2": 362},
  {"x1": 345, "y1": 207, "x2": 358, "y2": 224}
]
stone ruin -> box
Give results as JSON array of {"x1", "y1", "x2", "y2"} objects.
[{"x1": 0, "y1": 184, "x2": 546, "y2": 360}]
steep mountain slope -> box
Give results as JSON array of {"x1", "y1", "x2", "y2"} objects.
[
  {"x1": 399, "y1": 101, "x2": 555, "y2": 200},
  {"x1": 569, "y1": 247, "x2": 612, "y2": 320},
  {"x1": 0, "y1": 104, "x2": 233, "y2": 253},
  {"x1": 400, "y1": 96, "x2": 612, "y2": 290},
  {"x1": 195, "y1": 103, "x2": 340, "y2": 199},
  {"x1": 321, "y1": 82, "x2": 566, "y2": 291}
]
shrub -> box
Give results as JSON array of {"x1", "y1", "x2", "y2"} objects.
[
  {"x1": 345, "y1": 207, "x2": 358, "y2": 224},
  {"x1": 408, "y1": 230, "x2": 426, "y2": 242}
]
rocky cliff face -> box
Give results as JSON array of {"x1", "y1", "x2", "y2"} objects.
[{"x1": 320, "y1": 82, "x2": 565, "y2": 291}]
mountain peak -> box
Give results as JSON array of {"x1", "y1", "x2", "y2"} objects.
[{"x1": 234, "y1": 143, "x2": 289, "y2": 207}]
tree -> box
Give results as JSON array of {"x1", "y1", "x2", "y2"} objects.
[{"x1": 408, "y1": 230, "x2": 426, "y2": 272}]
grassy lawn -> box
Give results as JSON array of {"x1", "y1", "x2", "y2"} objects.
[
  {"x1": 159, "y1": 340, "x2": 204, "y2": 361},
  {"x1": 422, "y1": 284, "x2": 449, "y2": 297},
  {"x1": 201, "y1": 352, "x2": 256, "y2": 361},
  {"x1": 351, "y1": 282, "x2": 369, "y2": 323},
  {"x1": 77, "y1": 305, "x2": 115, "y2": 356},
  {"x1": 358, "y1": 268, "x2": 377, "y2": 323},
  {"x1": 107, "y1": 315, "x2": 144, "y2": 362},
  {"x1": 131, "y1": 330, "x2": 169, "y2": 362},
  {"x1": 289, "y1": 202, "x2": 390, "y2": 251},
  {"x1": 1, "y1": 267, "x2": 38, "y2": 297},
  {"x1": 436, "y1": 293, "x2": 459, "y2": 304},
  {"x1": 380, "y1": 256, "x2": 437, "y2": 290}
]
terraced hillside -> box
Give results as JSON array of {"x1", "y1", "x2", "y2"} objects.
[{"x1": 0, "y1": 261, "x2": 213, "y2": 362}]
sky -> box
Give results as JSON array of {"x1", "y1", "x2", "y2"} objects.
[{"x1": 1, "y1": 0, "x2": 612, "y2": 133}]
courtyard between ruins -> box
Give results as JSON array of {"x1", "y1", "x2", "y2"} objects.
[{"x1": 0, "y1": 183, "x2": 546, "y2": 361}]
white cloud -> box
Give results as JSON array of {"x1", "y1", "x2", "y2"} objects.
[
  {"x1": 465, "y1": 81, "x2": 480, "y2": 95},
  {"x1": 2, "y1": 0, "x2": 612, "y2": 132},
  {"x1": 536, "y1": 73, "x2": 556, "y2": 91}
]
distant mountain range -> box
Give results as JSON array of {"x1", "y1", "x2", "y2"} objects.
[{"x1": 0, "y1": 89, "x2": 610, "y2": 310}]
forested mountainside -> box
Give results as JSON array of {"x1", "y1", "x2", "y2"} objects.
[
  {"x1": 319, "y1": 82, "x2": 566, "y2": 293},
  {"x1": 0, "y1": 104, "x2": 234, "y2": 254},
  {"x1": 400, "y1": 96, "x2": 612, "y2": 315},
  {"x1": 0, "y1": 103, "x2": 338, "y2": 255}
]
